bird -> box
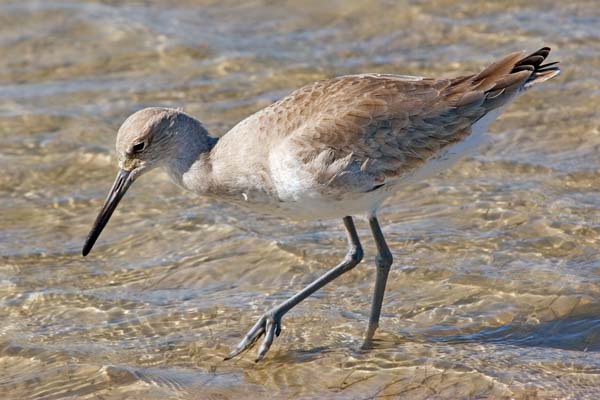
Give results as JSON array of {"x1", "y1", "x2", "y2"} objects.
[{"x1": 82, "y1": 47, "x2": 560, "y2": 361}]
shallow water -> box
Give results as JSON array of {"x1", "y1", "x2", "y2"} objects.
[{"x1": 1, "y1": 0, "x2": 599, "y2": 399}]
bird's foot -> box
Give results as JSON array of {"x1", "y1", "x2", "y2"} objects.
[{"x1": 224, "y1": 310, "x2": 283, "y2": 362}]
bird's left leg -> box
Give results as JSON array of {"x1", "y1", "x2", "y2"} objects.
[
  {"x1": 225, "y1": 216, "x2": 363, "y2": 362},
  {"x1": 364, "y1": 215, "x2": 393, "y2": 342}
]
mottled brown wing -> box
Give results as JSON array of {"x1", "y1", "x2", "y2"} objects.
[
  {"x1": 292, "y1": 74, "x2": 471, "y2": 189},
  {"x1": 286, "y1": 48, "x2": 556, "y2": 192}
]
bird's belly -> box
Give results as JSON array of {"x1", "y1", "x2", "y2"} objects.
[
  {"x1": 231, "y1": 187, "x2": 392, "y2": 220},
  {"x1": 278, "y1": 190, "x2": 391, "y2": 219}
]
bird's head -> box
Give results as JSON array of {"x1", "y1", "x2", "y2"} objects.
[
  {"x1": 82, "y1": 107, "x2": 210, "y2": 256},
  {"x1": 115, "y1": 107, "x2": 181, "y2": 179}
]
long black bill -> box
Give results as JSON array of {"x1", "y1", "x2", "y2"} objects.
[{"x1": 82, "y1": 169, "x2": 133, "y2": 256}]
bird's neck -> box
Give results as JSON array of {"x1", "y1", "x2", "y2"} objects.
[{"x1": 164, "y1": 124, "x2": 219, "y2": 194}]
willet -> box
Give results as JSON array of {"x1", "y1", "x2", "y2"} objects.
[{"x1": 82, "y1": 47, "x2": 560, "y2": 361}]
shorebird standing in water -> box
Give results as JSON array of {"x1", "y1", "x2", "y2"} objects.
[{"x1": 82, "y1": 47, "x2": 560, "y2": 361}]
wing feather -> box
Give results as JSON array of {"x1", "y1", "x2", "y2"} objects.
[{"x1": 266, "y1": 48, "x2": 558, "y2": 194}]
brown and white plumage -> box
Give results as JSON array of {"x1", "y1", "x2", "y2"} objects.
[
  {"x1": 83, "y1": 47, "x2": 560, "y2": 361},
  {"x1": 203, "y1": 47, "x2": 560, "y2": 218}
]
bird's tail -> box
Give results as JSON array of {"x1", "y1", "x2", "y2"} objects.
[
  {"x1": 511, "y1": 47, "x2": 561, "y2": 89},
  {"x1": 447, "y1": 47, "x2": 560, "y2": 112},
  {"x1": 470, "y1": 46, "x2": 561, "y2": 93}
]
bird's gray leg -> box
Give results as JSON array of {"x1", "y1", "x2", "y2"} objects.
[
  {"x1": 225, "y1": 216, "x2": 363, "y2": 362},
  {"x1": 364, "y1": 216, "x2": 393, "y2": 342}
]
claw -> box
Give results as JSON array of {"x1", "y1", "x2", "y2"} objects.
[
  {"x1": 225, "y1": 311, "x2": 283, "y2": 362},
  {"x1": 224, "y1": 317, "x2": 265, "y2": 360}
]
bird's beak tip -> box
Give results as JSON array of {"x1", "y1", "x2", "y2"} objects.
[{"x1": 81, "y1": 168, "x2": 133, "y2": 258}]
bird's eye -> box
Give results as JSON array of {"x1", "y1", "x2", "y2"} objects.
[{"x1": 131, "y1": 141, "x2": 146, "y2": 153}]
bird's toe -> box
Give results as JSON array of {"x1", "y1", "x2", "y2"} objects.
[
  {"x1": 255, "y1": 317, "x2": 280, "y2": 362},
  {"x1": 225, "y1": 311, "x2": 283, "y2": 362}
]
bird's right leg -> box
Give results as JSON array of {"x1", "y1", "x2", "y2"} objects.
[
  {"x1": 225, "y1": 216, "x2": 363, "y2": 362},
  {"x1": 364, "y1": 215, "x2": 393, "y2": 343}
]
